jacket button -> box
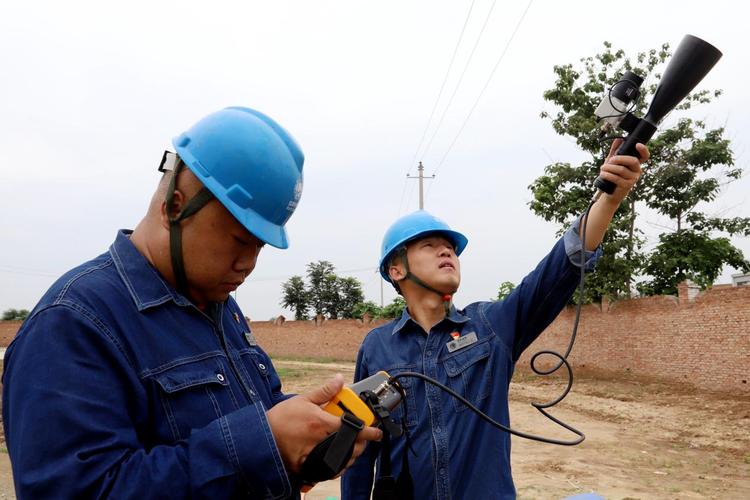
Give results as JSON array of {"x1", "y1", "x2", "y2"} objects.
[
  {"x1": 216, "y1": 373, "x2": 225, "y2": 382},
  {"x1": 258, "y1": 363, "x2": 266, "y2": 370}
]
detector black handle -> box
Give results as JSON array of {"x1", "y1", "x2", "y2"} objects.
[{"x1": 593, "y1": 119, "x2": 658, "y2": 194}]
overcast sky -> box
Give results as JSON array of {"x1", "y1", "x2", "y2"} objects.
[{"x1": 1, "y1": 0, "x2": 748, "y2": 321}]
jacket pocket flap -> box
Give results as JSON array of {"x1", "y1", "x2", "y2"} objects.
[
  {"x1": 151, "y1": 358, "x2": 229, "y2": 393},
  {"x1": 442, "y1": 341, "x2": 491, "y2": 377}
]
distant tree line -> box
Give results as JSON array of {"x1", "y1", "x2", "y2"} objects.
[
  {"x1": 2, "y1": 309, "x2": 29, "y2": 321},
  {"x1": 280, "y1": 261, "x2": 406, "y2": 320}
]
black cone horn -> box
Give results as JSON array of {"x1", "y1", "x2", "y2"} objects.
[{"x1": 595, "y1": 35, "x2": 722, "y2": 193}]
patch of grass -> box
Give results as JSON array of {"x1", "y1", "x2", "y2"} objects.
[
  {"x1": 272, "y1": 355, "x2": 352, "y2": 364},
  {"x1": 744, "y1": 454, "x2": 750, "y2": 465},
  {"x1": 0, "y1": 447, "x2": 7, "y2": 454},
  {"x1": 275, "y1": 367, "x2": 310, "y2": 379}
]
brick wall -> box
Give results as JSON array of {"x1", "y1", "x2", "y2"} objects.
[
  {"x1": 3, "y1": 284, "x2": 746, "y2": 393},
  {"x1": 516, "y1": 282, "x2": 750, "y2": 393},
  {"x1": 252, "y1": 284, "x2": 749, "y2": 394},
  {"x1": 253, "y1": 318, "x2": 378, "y2": 362}
]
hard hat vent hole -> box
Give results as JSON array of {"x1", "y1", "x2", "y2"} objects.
[{"x1": 226, "y1": 185, "x2": 254, "y2": 208}]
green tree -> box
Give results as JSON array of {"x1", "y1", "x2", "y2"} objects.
[
  {"x1": 2, "y1": 309, "x2": 19, "y2": 321},
  {"x1": 496, "y1": 281, "x2": 515, "y2": 301},
  {"x1": 279, "y1": 276, "x2": 310, "y2": 320},
  {"x1": 337, "y1": 277, "x2": 365, "y2": 319},
  {"x1": 636, "y1": 125, "x2": 750, "y2": 294},
  {"x1": 2, "y1": 308, "x2": 29, "y2": 321},
  {"x1": 530, "y1": 41, "x2": 748, "y2": 300},
  {"x1": 306, "y1": 261, "x2": 336, "y2": 317},
  {"x1": 380, "y1": 297, "x2": 406, "y2": 319},
  {"x1": 352, "y1": 301, "x2": 383, "y2": 320},
  {"x1": 280, "y1": 261, "x2": 368, "y2": 319}
]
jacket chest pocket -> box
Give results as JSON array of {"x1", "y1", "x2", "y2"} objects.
[
  {"x1": 382, "y1": 365, "x2": 419, "y2": 429},
  {"x1": 238, "y1": 347, "x2": 282, "y2": 404},
  {"x1": 150, "y1": 356, "x2": 240, "y2": 441},
  {"x1": 440, "y1": 339, "x2": 494, "y2": 413}
]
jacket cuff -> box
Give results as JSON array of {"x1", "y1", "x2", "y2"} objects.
[{"x1": 563, "y1": 215, "x2": 603, "y2": 271}]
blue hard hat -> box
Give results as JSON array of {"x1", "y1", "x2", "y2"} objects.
[
  {"x1": 379, "y1": 210, "x2": 468, "y2": 282},
  {"x1": 173, "y1": 106, "x2": 304, "y2": 249}
]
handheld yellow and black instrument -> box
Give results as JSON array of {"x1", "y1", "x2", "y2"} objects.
[
  {"x1": 323, "y1": 371, "x2": 404, "y2": 428},
  {"x1": 299, "y1": 371, "x2": 405, "y2": 488}
]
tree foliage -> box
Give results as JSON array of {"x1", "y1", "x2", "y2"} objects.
[
  {"x1": 531, "y1": 41, "x2": 749, "y2": 300},
  {"x1": 279, "y1": 261, "x2": 365, "y2": 320},
  {"x1": 351, "y1": 297, "x2": 406, "y2": 321},
  {"x1": 496, "y1": 281, "x2": 515, "y2": 301},
  {"x1": 380, "y1": 297, "x2": 406, "y2": 319},
  {"x1": 280, "y1": 276, "x2": 309, "y2": 320},
  {"x1": 352, "y1": 301, "x2": 383, "y2": 320},
  {"x1": 2, "y1": 308, "x2": 29, "y2": 321}
]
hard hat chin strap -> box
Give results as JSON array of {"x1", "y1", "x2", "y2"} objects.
[
  {"x1": 165, "y1": 159, "x2": 215, "y2": 297},
  {"x1": 394, "y1": 248, "x2": 455, "y2": 316}
]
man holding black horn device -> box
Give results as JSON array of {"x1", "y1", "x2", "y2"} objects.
[{"x1": 339, "y1": 34, "x2": 721, "y2": 500}]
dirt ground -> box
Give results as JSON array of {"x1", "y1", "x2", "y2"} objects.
[{"x1": 0, "y1": 344, "x2": 747, "y2": 498}]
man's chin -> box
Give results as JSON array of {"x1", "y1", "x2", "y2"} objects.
[
  {"x1": 434, "y1": 277, "x2": 460, "y2": 293},
  {"x1": 202, "y1": 291, "x2": 232, "y2": 304}
]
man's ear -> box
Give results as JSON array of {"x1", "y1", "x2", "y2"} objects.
[
  {"x1": 388, "y1": 262, "x2": 406, "y2": 284},
  {"x1": 159, "y1": 190, "x2": 186, "y2": 230}
]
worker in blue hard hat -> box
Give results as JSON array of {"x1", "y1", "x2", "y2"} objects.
[
  {"x1": 3, "y1": 107, "x2": 381, "y2": 498},
  {"x1": 342, "y1": 140, "x2": 649, "y2": 499}
]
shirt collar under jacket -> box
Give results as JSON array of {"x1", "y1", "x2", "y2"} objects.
[{"x1": 391, "y1": 304, "x2": 471, "y2": 335}]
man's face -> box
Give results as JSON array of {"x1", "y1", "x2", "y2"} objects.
[
  {"x1": 179, "y1": 199, "x2": 264, "y2": 308},
  {"x1": 397, "y1": 235, "x2": 461, "y2": 293}
]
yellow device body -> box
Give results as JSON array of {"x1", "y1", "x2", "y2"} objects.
[
  {"x1": 323, "y1": 387, "x2": 376, "y2": 426},
  {"x1": 323, "y1": 370, "x2": 399, "y2": 426}
]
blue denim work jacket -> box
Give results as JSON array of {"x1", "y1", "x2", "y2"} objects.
[
  {"x1": 3, "y1": 230, "x2": 298, "y2": 499},
  {"x1": 341, "y1": 221, "x2": 601, "y2": 500}
]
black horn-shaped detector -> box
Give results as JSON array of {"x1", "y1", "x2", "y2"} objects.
[{"x1": 595, "y1": 35, "x2": 722, "y2": 193}]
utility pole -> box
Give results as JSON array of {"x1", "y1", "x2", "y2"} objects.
[
  {"x1": 380, "y1": 276, "x2": 384, "y2": 308},
  {"x1": 406, "y1": 161, "x2": 435, "y2": 210},
  {"x1": 383, "y1": 162, "x2": 434, "y2": 304}
]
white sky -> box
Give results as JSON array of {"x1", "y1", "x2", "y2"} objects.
[{"x1": 1, "y1": 0, "x2": 748, "y2": 320}]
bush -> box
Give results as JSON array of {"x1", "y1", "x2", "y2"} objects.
[{"x1": 2, "y1": 308, "x2": 30, "y2": 321}]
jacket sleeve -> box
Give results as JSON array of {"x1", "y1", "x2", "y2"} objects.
[
  {"x1": 2, "y1": 304, "x2": 294, "y2": 499},
  {"x1": 485, "y1": 217, "x2": 602, "y2": 360},
  {"x1": 340, "y1": 345, "x2": 378, "y2": 500}
]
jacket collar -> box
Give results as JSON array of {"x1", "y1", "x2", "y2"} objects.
[{"x1": 109, "y1": 230, "x2": 193, "y2": 311}]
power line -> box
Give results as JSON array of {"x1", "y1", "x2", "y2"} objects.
[
  {"x1": 419, "y1": 0, "x2": 498, "y2": 162},
  {"x1": 249, "y1": 266, "x2": 378, "y2": 283},
  {"x1": 409, "y1": 0, "x2": 478, "y2": 168},
  {"x1": 398, "y1": 0, "x2": 478, "y2": 216},
  {"x1": 427, "y1": 0, "x2": 535, "y2": 196},
  {"x1": 0, "y1": 265, "x2": 59, "y2": 278}
]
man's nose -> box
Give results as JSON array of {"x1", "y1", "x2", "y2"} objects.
[{"x1": 235, "y1": 244, "x2": 262, "y2": 275}]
